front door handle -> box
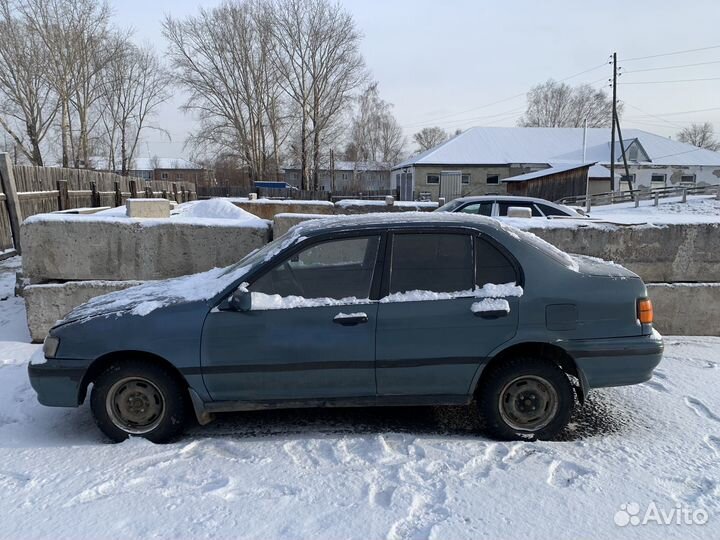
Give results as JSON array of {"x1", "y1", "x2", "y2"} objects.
[
  {"x1": 474, "y1": 309, "x2": 509, "y2": 319},
  {"x1": 333, "y1": 312, "x2": 368, "y2": 326}
]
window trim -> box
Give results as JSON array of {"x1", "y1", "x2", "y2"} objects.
[
  {"x1": 461, "y1": 174, "x2": 470, "y2": 185},
  {"x1": 247, "y1": 230, "x2": 387, "y2": 302},
  {"x1": 475, "y1": 232, "x2": 524, "y2": 288},
  {"x1": 680, "y1": 174, "x2": 696, "y2": 184},
  {"x1": 650, "y1": 173, "x2": 667, "y2": 186}
]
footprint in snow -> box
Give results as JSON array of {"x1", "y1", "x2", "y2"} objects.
[
  {"x1": 684, "y1": 396, "x2": 720, "y2": 423},
  {"x1": 643, "y1": 380, "x2": 669, "y2": 393},
  {"x1": 704, "y1": 435, "x2": 720, "y2": 458},
  {"x1": 546, "y1": 459, "x2": 595, "y2": 488}
]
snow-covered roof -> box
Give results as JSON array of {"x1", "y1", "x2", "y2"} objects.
[
  {"x1": 89, "y1": 156, "x2": 204, "y2": 171},
  {"x1": 394, "y1": 127, "x2": 720, "y2": 168},
  {"x1": 502, "y1": 162, "x2": 594, "y2": 183},
  {"x1": 283, "y1": 161, "x2": 391, "y2": 172}
]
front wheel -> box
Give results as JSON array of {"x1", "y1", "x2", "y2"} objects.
[
  {"x1": 476, "y1": 356, "x2": 574, "y2": 440},
  {"x1": 90, "y1": 360, "x2": 188, "y2": 443}
]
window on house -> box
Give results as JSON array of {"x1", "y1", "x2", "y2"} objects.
[
  {"x1": 160, "y1": 172, "x2": 168, "y2": 180},
  {"x1": 395, "y1": 173, "x2": 400, "y2": 188},
  {"x1": 342, "y1": 173, "x2": 348, "y2": 181},
  {"x1": 486, "y1": 175, "x2": 499, "y2": 184},
  {"x1": 426, "y1": 174, "x2": 440, "y2": 185},
  {"x1": 651, "y1": 174, "x2": 666, "y2": 188},
  {"x1": 389, "y1": 233, "x2": 473, "y2": 295},
  {"x1": 176, "y1": 173, "x2": 183, "y2": 180},
  {"x1": 680, "y1": 174, "x2": 696, "y2": 184},
  {"x1": 461, "y1": 174, "x2": 470, "y2": 184}
]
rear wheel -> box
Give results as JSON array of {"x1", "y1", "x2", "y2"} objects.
[
  {"x1": 476, "y1": 356, "x2": 574, "y2": 440},
  {"x1": 90, "y1": 360, "x2": 188, "y2": 443}
]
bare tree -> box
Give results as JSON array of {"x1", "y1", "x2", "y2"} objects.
[
  {"x1": 99, "y1": 42, "x2": 170, "y2": 175},
  {"x1": 349, "y1": 82, "x2": 405, "y2": 165},
  {"x1": 0, "y1": 1, "x2": 58, "y2": 165},
  {"x1": 163, "y1": 0, "x2": 287, "y2": 182},
  {"x1": 19, "y1": 0, "x2": 116, "y2": 167},
  {"x1": 271, "y1": 0, "x2": 366, "y2": 189},
  {"x1": 413, "y1": 126, "x2": 448, "y2": 152},
  {"x1": 677, "y1": 122, "x2": 720, "y2": 151},
  {"x1": 518, "y1": 79, "x2": 618, "y2": 128}
]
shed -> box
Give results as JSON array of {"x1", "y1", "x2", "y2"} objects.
[{"x1": 502, "y1": 163, "x2": 593, "y2": 201}]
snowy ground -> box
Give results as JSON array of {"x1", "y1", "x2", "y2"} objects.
[
  {"x1": 1, "y1": 256, "x2": 719, "y2": 539},
  {"x1": 588, "y1": 194, "x2": 720, "y2": 224}
]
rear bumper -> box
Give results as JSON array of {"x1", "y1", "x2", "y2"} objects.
[
  {"x1": 28, "y1": 356, "x2": 89, "y2": 407},
  {"x1": 563, "y1": 330, "x2": 664, "y2": 389}
]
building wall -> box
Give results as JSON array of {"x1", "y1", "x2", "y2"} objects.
[
  {"x1": 283, "y1": 169, "x2": 392, "y2": 191},
  {"x1": 597, "y1": 164, "x2": 720, "y2": 190},
  {"x1": 153, "y1": 168, "x2": 208, "y2": 186},
  {"x1": 393, "y1": 165, "x2": 525, "y2": 200}
]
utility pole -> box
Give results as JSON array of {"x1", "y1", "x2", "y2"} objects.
[
  {"x1": 610, "y1": 52, "x2": 617, "y2": 192},
  {"x1": 330, "y1": 149, "x2": 335, "y2": 193}
]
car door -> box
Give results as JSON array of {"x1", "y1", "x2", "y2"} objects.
[
  {"x1": 201, "y1": 233, "x2": 383, "y2": 402},
  {"x1": 375, "y1": 230, "x2": 520, "y2": 397}
]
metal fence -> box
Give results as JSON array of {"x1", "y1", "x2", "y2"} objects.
[{"x1": 557, "y1": 184, "x2": 720, "y2": 208}]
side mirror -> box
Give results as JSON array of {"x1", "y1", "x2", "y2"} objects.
[{"x1": 229, "y1": 289, "x2": 252, "y2": 312}]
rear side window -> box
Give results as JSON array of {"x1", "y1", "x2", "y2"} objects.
[
  {"x1": 536, "y1": 203, "x2": 568, "y2": 217},
  {"x1": 497, "y1": 201, "x2": 542, "y2": 217},
  {"x1": 476, "y1": 236, "x2": 518, "y2": 286},
  {"x1": 390, "y1": 233, "x2": 473, "y2": 294}
]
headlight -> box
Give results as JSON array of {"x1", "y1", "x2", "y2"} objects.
[{"x1": 43, "y1": 336, "x2": 60, "y2": 358}]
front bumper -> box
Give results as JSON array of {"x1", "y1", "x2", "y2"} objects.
[
  {"x1": 563, "y1": 330, "x2": 664, "y2": 389},
  {"x1": 28, "y1": 356, "x2": 90, "y2": 407}
]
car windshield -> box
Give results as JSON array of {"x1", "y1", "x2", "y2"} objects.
[
  {"x1": 217, "y1": 228, "x2": 302, "y2": 280},
  {"x1": 435, "y1": 199, "x2": 471, "y2": 212}
]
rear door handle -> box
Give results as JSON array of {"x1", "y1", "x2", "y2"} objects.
[
  {"x1": 333, "y1": 312, "x2": 368, "y2": 326},
  {"x1": 474, "y1": 309, "x2": 509, "y2": 319}
]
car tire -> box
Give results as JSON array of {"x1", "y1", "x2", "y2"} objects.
[
  {"x1": 90, "y1": 360, "x2": 188, "y2": 443},
  {"x1": 476, "y1": 355, "x2": 574, "y2": 441}
]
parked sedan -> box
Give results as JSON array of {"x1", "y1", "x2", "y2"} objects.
[
  {"x1": 436, "y1": 195, "x2": 585, "y2": 218},
  {"x1": 29, "y1": 213, "x2": 662, "y2": 442}
]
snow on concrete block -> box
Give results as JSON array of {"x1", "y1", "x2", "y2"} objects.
[
  {"x1": 385, "y1": 195, "x2": 394, "y2": 206},
  {"x1": 126, "y1": 198, "x2": 171, "y2": 218}
]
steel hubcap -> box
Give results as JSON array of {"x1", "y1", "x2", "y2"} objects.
[
  {"x1": 499, "y1": 375, "x2": 559, "y2": 432},
  {"x1": 106, "y1": 377, "x2": 165, "y2": 434}
]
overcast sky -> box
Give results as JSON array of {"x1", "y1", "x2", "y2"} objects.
[{"x1": 110, "y1": 0, "x2": 720, "y2": 158}]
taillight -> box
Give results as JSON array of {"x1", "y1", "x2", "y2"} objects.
[{"x1": 637, "y1": 298, "x2": 653, "y2": 324}]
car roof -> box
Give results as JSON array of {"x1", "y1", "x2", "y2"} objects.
[
  {"x1": 289, "y1": 211, "x2": 507, "y2": 238},
  {"x1": 452, "y1": 195, "x2": 560, "y2": 205}
]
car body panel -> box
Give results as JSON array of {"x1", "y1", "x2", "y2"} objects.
[{"x1": 435, "y1": 195, "x2": 582, "y2": 218}]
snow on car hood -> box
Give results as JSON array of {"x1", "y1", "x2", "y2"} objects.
[{"x1": 60, "y1": 264, "x2": 253, "y2": 326}]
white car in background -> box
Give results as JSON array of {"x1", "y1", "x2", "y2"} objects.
[{"x1": 435, "y1": 195, "x2": 586, "y2": 218}]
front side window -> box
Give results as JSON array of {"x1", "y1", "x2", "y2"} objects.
[
  {"x1": 389, "y1": 233, "x2": 473, "y2": 295},
  {"x1": 426, "y1": 174, "x2": 440, "y2": 185},
  {"x1": 251, "y1": 236, "x2": 380, "y2": 301},
  {"x1": 459, "y1": 202, "x2": 493, "y2": 216}
]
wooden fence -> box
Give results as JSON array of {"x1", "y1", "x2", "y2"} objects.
[
  {"x1": 197, "y1": 185, "x2": 399, "y2": 202},
  {"x1": 0, "y1": 158, "x2": 197, "y2": 254}
]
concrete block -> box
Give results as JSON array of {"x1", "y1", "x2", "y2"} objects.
[
  {"x1": 273, "y1": 213, "x2": 329, "y2": 237},
  {"x1": 21, "y1": 215, "x2": 271, "y2": 282},
  {"x1": 126, "y1": 198, "x2": 170, "y2": 218},
  {"x1": 24, "y1": 280, "x2": 142, "y2": 342},
  {"x1": 647, "y1": 283, "x2": 720, "y2": 336},
  {"x1": 230, "y1": 198, "x2": 334, "y2": 220},
  {"x1": 523, "y1": 223, "x2": 720, "y2": 283}
]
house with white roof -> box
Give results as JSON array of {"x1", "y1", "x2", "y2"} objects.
[
  {"x1": 283, "y1": 161, "x2": 392, "y2": 191},
  {"x1": 392, "y1": 127, "x2": 720, "y2": 201},
  {"x1": 89, "y1": 157, "x2": 211, "y2": 187}
]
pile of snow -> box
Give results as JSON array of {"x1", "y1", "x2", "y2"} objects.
[
  {"x1": 171, "y1": 199, "x2": 265, "y2": 225},
  {"x1": 335, "y1": 199, "x2": 438, "y2": 209},
  {"x1": 227, "y1": 197, "x2": 334, "y2": 207}
]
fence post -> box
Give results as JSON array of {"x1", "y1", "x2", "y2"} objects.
[
  {"x1": 144, "y1": 186, "x2": 153, "y2": 198},
  {"x1": 56, "y1": 179, "x2": 69, "y2": 211},
  {"x1": 90, "y1": 181, "x2": 101, "y2": 207},
  {"x1": 681, "y1": 188, "x2": 687, "y2": 203},
  {"x1": 114, "y1": 181, "x2": 122, "y2": 207},
  {"x1": 172, "y1": 183, "x2": 179, "y2": 202},
  {"x1": 0, "y1": 153, "x2": 22, "y2": 254},
  {"x1": 129, "y1": 179, "x2": 138, "y2": 198},
  {"x1": 654, "y1": 193, "x2": 659, "y2": 206},
  {"x1": 181, "y1": 186, "x2": 187, "y2": 202},
  {"x1": 161, "y1": 189, "x2": 168, "y2": 200}
]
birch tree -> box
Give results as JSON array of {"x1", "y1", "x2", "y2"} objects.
[
  {"x1": 677, "y1": 122, "x2": 720, "y2": 151},
  {"x1": 349, "y1": 82, "x2": 404, "y2": 164}
]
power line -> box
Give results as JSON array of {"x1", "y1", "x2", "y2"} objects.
[
  {"x1": 620, "y1": 77, "x2": 720, "y2": 85},
  {"x1": 623, "y1": 102, "x2": 686, "y2": 129},
  {"x1": 400, "y1": 61, "x2": 609, "y2": 129},
  {"x1": 623, "y1": 106, "x2": 720, "y2": 118},
  {"x1": 621, "y1": 45, "x2": 720, "y2": 62},
  {"x1": 623, "y1": 59, "x2": 720, "y2": 73}
]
